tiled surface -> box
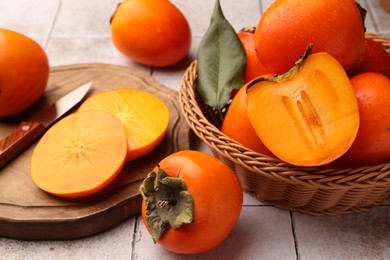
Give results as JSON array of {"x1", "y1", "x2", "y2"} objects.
[{"x1": 0, "y1": 0, "x2": 389, "y2": 259}]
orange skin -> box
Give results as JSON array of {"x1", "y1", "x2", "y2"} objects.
[
  {"x1": 335, "y1": 73, "x2": 390, "y2": 167},
  {"x1": 0, "y1": 29, "x2": 49, "y2": 116},
  {"x1": 222, "y1": 86, "x2": 274, "y2": 156},
  {"x1": 254, "y1": 0, "x2": 365, "y2": 74},
  {"x1": 111, "y1": 0, "x2": 191, "y2": 67},
  {"x1": 348, "y1": 38, "x2": 390, "y2": 78},
  {"x1": 238, "y1": 28, "x2": 270, "y2": 83},
  {"x1": 141, "y1": 150, "x2": 243, "y2": 254}
]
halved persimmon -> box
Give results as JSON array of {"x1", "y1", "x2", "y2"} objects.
[
  {"x1": 31, "y1": 110, "x2": 128, "y2": 198},
  {"x1": 78, "y1": 88, "x2": 170, "y2": 161},
  {"x1": 246, "y1": 47, "x2": 360, "y2": 166}
]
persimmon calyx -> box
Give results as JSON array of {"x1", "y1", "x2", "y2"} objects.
[
  {"x1": 139, "y1": 166, "x2": 193, "y2": 243},
  {"x1": 240, "y1": 26, "x2": 256, "y2": 33}
]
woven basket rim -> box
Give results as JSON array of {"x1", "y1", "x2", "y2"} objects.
[{"x1": 179, "y1": 33, "x2": 390, "y2": 190}]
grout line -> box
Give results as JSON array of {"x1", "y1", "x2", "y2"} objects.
[
  {"x1": 43, "y1": 0, "x2": 63, "y2": 50},
  {"x1": 259, "y1": 0, "x2": 265, "y2": 14},
  {"x1": 290, "y1": 211, "x2": 301, "y2": 260},
  {"x1": 131, "y1": 214, "x2": 140, "y2": 260}
]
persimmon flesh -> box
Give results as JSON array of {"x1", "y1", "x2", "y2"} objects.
[
  {"x1": 31, "y1": 110, "x2": 128, "y2": 198},
  {"x1": 78, "y1": 88, "x2": 170, "y2": 161},
  {"x1": 246, "y1": 51, "x2": 359, "y2": 166}
]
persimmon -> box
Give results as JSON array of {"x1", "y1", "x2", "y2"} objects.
[
  {"x1": 348, "y1": 38, "x2": 390, "y2": 78},
  {"x1": 222, "y1": 85, "x2": 273, "y2": 156},
  {"x1": 78, "y1": 88, "x2": 170, "y2": 161},
  {"x1": 246, "y1": 47, "x2": 360, "y2": 166},
  {"x1": 31, "y1": 110, "x2": 128, "y2": 198},
  {"x1": 238, "y1": 27, "x2": 269, "y2": 83},
  {"x1": 335, "y1": 73, "x2": 390, "y2": 167},
  {"x1": 0, "y1": 29, "x2": 49, "y2": 116},
  {"x1": 140, "y1": 150, "x2": 243, "y2": 254},
  {"x1": 254, "y1": 0, "x2": 365, "y2": 74},
  {"x1": 110, "y1": 0, "x2": 191, "y2": 67}
]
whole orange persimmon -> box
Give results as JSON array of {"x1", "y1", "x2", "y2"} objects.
[
  {"x1": 0, "y1": 29, "x2": 49, "y2": 117},
  {"x1": 348, "y1": 38, "x2": 390, "y2": 78},
  {"x1": 110, "y1": 0, "x2": 191, "y2": 67},
  {"x1": 140, "y1": 150, "x2": 243, "y2": 254},
  {"x1": 335, "y1": 73, "x2": 390, "y2": 167},
  {"x1": 237, "y1": 27, "x2": 269, "y2": 83},
  {"x1": 254, "y1": 0, "x2": 365, "y2": 74}
]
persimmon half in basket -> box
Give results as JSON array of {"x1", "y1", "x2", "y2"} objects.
[{"x1": 246, "y1": 45, "x2": 360, "y2": 167}]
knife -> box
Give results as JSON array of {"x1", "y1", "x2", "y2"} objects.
[{"x1": 0, "y1": 81, "x2": 92, "y2": 169}]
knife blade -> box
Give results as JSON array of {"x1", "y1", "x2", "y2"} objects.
[{"x1": 0, "y1": 81, "x2": 92, "y2": 169}]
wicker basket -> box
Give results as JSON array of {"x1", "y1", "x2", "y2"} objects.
[{"x1": 179, "y1": 33, "x2": 390, "y2": 215}]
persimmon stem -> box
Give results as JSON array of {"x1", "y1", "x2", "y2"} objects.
[{"x1": 246, "y1": 43, "x2": 314, "y2": 92}]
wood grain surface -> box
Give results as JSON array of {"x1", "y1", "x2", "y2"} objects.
[{"x1": 0, "y1": 63, "x2": 190, "y2": 240}]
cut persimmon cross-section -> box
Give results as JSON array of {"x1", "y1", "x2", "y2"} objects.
[
  {"x1": 246, "y1": 48, "x2": 360, "y2": 167},
  {"x1": 31, "y1": 110, "x2": 128, "y2": 198},
  {"x1": 78, "y1": 88, "x2": 170, "y2": 161}
]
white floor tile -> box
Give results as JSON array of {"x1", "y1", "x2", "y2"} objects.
[
  {"x1": 293, "y1": 206, "x2": 390, "y2": 260},
  {"x1": 133, "y1": 206, "x2": 296, "y2": 260},
  {"x1": 151, "y1": 35, "x2": 200, "y2": 91},
  {"x1": 0, "y1": 218, "x2": 135, "y2": 260},
  {"x1": 244, "y1": 192, "x2": 265, "y2": 206},
  {"x1": 51, "y1": 0, "x2": 117, "y2": 37},
  {"x1": 45, "y1": 37, "x2": 149, "y2": 74},
  {"x1": 366, "y1": 0, "x2": 390, "y2": 35},
  {"x1": 0, "y1": 0, "x2": 59, "y2": 38},
  {"x1": 359, "y1": 0, "x2": 380, "y2": 33}
]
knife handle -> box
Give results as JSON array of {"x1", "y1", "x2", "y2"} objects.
[{"x1": 0, "y1": 122, "x2": 45, "y2": 169}]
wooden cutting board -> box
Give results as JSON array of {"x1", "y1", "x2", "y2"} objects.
[{"x1": 0, "y1": 63, "x2": 190, "y2": 240}]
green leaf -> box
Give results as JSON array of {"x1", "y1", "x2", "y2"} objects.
[{"x1": 196, "y1": 0, "x2": 246, "y2": 111}]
